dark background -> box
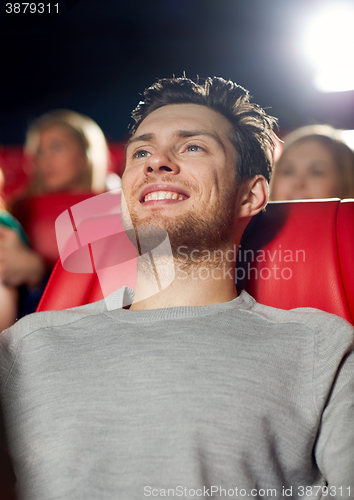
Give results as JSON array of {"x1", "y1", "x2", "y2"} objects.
[{"x1": 1, "y1": 0, "x2": 354, "y2": 146}]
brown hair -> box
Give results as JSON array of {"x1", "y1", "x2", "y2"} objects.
[{"x1": 130, "y1": 76, "x2": 278, "y2": 183}]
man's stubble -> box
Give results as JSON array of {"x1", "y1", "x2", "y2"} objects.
[{"x1": 121, "y1": 175, "x2": 240, "y2": 273}]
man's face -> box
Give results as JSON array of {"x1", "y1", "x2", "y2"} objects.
[{"x1": 122, "y1": 103, "x2": 239, "y2": 258}]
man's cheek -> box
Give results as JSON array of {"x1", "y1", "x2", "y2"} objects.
[
  {"x1": 120, "y1": 191, "x2": 135, "y2": 231},
  {"x1": 120, "y1": 165, "x2": 133, "y2": 188}
]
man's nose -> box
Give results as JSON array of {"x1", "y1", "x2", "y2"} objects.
[{"x1": 143, "y1": 152, "x2": 180, "y2": 176}]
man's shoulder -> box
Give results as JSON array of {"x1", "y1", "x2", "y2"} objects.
[
  {"x1": 0, "y1": 299, "x2": 105, "y2": 365},
  {"x1": 2, "y1": 285, "x2": 134, "y2": 339},
  {"x1": 246, "y1": 294, "x2": 354, "y2": 344},
  {"x1": 0, "y1": 287, "x2": 133, "y2": 356},
  {"x1": 7, "y1": 300, "x2": 106, "y2": 336},
  {"x1": 0, "y1": 287, "x2": 136, "y2": 389}
]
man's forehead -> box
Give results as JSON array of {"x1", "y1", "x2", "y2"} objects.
[{"x1": 129, "y1": 103, "x2": 234, "y2": 145}]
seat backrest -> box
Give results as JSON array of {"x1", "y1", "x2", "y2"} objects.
[
  {"x1": 237, "y1": 199, "x2": 353, "y2": 324},
  {"x1": 13, "y1": 192, "x2": 96, "y2": 266},
  {"x1": 37, "y1": 198, "x2": 354, "y2": 325}
]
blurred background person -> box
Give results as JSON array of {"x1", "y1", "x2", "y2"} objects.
[
  {"x1": 0, "y1": 167, "x2": 26, "y2": 331},
  {"x1": 24, "y1": 109, "x2": 109, "y2": 196},
  {"x1": 270, "y1": 125, "x2": 354, "y2": 201},
  {"x1": 1, "y1": 110, "x2": 112, "y2": 317}
]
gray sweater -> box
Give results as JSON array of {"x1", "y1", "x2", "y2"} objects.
[{"x1": 0, "y1": 289, "x2": 353, "y2": 500}]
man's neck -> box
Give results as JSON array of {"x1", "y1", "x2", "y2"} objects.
[{"x1": 129, "y1": 250, "x2": 238, "y2": 311}]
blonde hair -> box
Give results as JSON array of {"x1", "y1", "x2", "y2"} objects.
[
  {"x1": 270, "y1": 125, "x2": 354, "y2": 200},
  {"x1": 0, "y1": 167, "x2": 5, "y2": 209},
  {"x1": 25, "y1": 110, "x2": 109, "y2": 194}
]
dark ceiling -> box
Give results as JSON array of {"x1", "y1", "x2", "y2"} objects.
[{"x1": 1, "y1": 0, "x2": 353, "y2": 145}]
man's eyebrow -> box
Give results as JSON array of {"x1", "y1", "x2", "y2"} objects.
[
  {"x1": 125, "y1": 129, "x2": 227, "y2": 152},
  {"x1": 125, "y1": 133, "x2": 155, "y2": 152},
  {"x1": 174, "y1": 130, "x2": 227, "y2": 152}
]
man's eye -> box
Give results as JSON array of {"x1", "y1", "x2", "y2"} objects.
[
  {"x1": 186, "y1": 145, "x2": 202, "y2": 152},
  {"x1": 135, "y1": 150, "x2": 151, "y2": 158},
  {"x1": 311, "y1": 170, "x2": 325, "y2": 177}
]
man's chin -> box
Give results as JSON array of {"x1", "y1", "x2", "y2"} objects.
[
  {"x1": 124, "y1": 193, "x2": 238, "y2": 259},
  {"x1": 130, "y1": 210, "x2": 175, "y2": 230}
]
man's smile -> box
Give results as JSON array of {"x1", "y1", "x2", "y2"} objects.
[{"x1": 139, "y1": 183, "x2": 190, "y2": 204}]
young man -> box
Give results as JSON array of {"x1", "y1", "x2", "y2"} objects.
[{"x1": 0, "y1": 77, "x2": 353, "y2": 499}]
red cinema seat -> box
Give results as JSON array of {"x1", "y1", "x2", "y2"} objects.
[
  {"x1": 37, "y1": 189, "x2": 137, "y2": 311},
  {"x1": 236, "y1": 199, "x2": 353, "y2": 324},
  {"x1": 13, "y1": 193, "x2": 96, "y2": 266},
  {"x1": 37, "y1": 198, "x2": 354, "y2": 326}
]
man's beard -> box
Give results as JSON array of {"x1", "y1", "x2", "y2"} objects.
[{"x1": 121, "y1": 176, "x2": 239, "y2": 272}]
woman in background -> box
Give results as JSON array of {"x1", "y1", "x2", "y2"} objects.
[
  {"x1": 270, "y1": 125, "x2": 354, "y2": 201},
  {"x1": 1, "y1": 110, "x2": 111, "y2": 316},
  {"x1": 24, "y1": 109, "x2": 109, "y2": 196}
]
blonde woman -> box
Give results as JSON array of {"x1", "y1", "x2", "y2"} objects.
[
  {"x1": 2, "y1": 110, "x2": 111, "y2": 316},
  {"x1": 270, "y1": 125, "x2": 354, "y2": 201},
  {"x1": 24, "y1": 109, "x2": 109, "y2": 194}
]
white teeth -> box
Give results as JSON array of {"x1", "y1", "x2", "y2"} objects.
[{"x1": 143, "y1": 191, "x2": 186, "y2": 202}]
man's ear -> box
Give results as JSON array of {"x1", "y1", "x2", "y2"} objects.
[{"x1": 236, "y1": 175, "x2": 269, "y2": 219}]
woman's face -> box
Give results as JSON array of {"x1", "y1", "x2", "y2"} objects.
[
  {"x1": 34, "y1": 125, "x2": 89, "y2": 192},
  {"x1": 271, "y1": 139, "x2": 343, "y2": 201}
]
